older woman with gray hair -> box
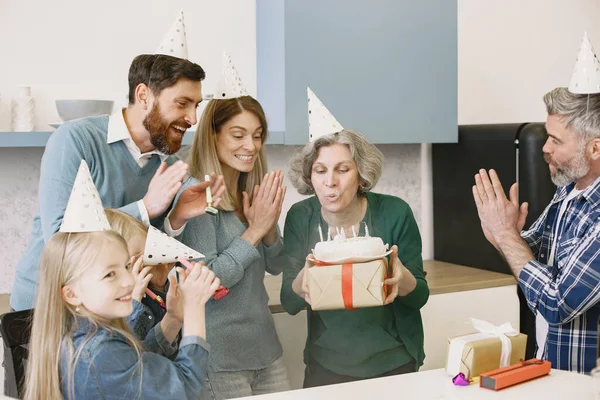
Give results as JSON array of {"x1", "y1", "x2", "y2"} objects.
[{"x1": 280, "y1": 129, "x2": 429, "y2": 387}]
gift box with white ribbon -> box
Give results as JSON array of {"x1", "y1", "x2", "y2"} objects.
[{"x1": 445, "y1": 318, "x2": 527, "y2": 379}]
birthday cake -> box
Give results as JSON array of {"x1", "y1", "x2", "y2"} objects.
[{"x1": 313, "y1": 226, "x2": 389, "y2": 261}]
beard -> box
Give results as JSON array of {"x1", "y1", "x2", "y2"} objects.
[
  {"x1": 142, "y1": 101, "x2": 190, "y2": 155},
  {"x1": 544, "y1": 143, "x2": 590, "y2": 187}
]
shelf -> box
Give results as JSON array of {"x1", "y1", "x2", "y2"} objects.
[
  {"x1": 0, "y1": 130, "x2": 285, "y2": 148},
  {"x1": 0, "y1": 131, "x2": 54, "y2": 147}
]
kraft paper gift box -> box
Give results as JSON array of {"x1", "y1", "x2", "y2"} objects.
[
  {"x1": 307, "y1": 259, "x2": 387, "y2": 311},
  {"x1": 445, "y1": 318, "x2": 528, "y2": 379}
]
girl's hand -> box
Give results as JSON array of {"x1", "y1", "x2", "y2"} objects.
[
  {"x1": 165, "y1": 274, "x2": 184, "y2": 323},
  {"x1": 178, "y1": 262, "x2": 221, "y2": 308},
  {"x1": 131, "y1": 256, "x2": 152, "y2": 302}
]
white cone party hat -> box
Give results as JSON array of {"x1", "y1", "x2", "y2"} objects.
[
  {"x1": 156, "y1": 10, "x2": 188, "y2": 60},
  {"x1": 214, "y1": 52, "x2": 248, "y2": 99},
  {"x1": 143, "y1": 226, "x2": 204, "y2": 265},
  {"x1": 307, "y1": 87, "x2": 344, "y2": 142},
  {"x1": 60, "y1": 160, "x2": 111, "y2": 233},
  {"x1": 568, "y1": 32, "x2": 600, "y2": 94}
]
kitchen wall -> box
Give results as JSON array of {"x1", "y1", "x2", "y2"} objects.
[
  {"x1": 457, "y1": 0, "x2": 600, "y2": 124},
  {"x1": 1, "y1": 0, "x2": 600, "y2": 293},
  {"x1": 0, "y1": 0, "x2": 257, "y2": 128}
]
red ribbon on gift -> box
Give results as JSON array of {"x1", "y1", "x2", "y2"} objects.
[
  {"x1": 312, "y1": 257, "x2": 389, "y2": 311},
  {"x1": 341, "y1": 263, "x2": 357, "y2": 310}
]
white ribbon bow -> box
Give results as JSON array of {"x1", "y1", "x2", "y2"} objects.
[{"x1": 470, "y1": 318, "x2": 519, "y2": 368}]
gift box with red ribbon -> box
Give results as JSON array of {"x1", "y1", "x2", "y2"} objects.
[{"x1": 307, "y1": 259, "x2": 388, "y2": 311}]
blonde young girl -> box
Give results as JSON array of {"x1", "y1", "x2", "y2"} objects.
[
  {"x1": 23, "y1": 230, "x2": 219, "y2": 400},
  {"x1": 106, "y1": 209, "x2": 182, "y2": 351}
]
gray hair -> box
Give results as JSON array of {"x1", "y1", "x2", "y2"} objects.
[
  {"x1": 543, "y1": 87, "x2": 600, "y2": 142},
  {"x1": 289, "y1": 129, "x2": 384, "y2": 196}
]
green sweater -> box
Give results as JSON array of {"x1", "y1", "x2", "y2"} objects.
[{"x1": 280, "y1": 192, "x2": 428, "y2": 377}]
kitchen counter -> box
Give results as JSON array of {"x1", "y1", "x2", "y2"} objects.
[
  {"x1": 237, "y1": 368, "x2": 593, "y2": 400},
  {"x1": 264, "y1": 260, "x2": 516, "y2": 314}
]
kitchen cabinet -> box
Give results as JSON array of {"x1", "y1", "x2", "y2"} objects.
[{"x1": 257, "y1": 0, "x2": 458, "y2": 145}]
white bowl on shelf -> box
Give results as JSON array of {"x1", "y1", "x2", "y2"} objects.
[{"x1": 55, "y1": 99, "x2": 114, "y2": 122}]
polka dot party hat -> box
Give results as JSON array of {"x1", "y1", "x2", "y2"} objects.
[
  {"x1": 59, "y1": 160, "x2": 111, "y2": 233},
  {"x1": 568, "y1": 32, "x2": 600, "y2": 94},
  {"x1": 156, "y1": 10, "x2": 188, "y2": 60},
  {"x1": 143, "y1": 225, "x2": 204, "y2": 265},
  {"x1": 307, "y1": 87, "x2": 344, "y2": 143},
  {"x1": 214, "y1": 52, "x2": 248, "y2": 99}
]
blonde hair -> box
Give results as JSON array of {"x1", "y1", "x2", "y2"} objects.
[
  {"x1": 188, "y1": 96, "x2": 269, "y2": 211},
  {"x1": 289, "y1": 129, "x2": 384, "y2": 195},
  {"x1": 105, "y1": 208, "x2": 148, "y2": 253},
  {"x1": 24, "y1": 231, "x2": 143, "y2": 400}
]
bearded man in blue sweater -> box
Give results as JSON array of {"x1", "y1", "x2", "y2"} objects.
[{"x1": 11, "y1": 53, "x2": 220, "y2": 311}]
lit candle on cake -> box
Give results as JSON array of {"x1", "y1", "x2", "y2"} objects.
[{"x1": 318, "y1": 225, "x2": 324, "y2": 242}]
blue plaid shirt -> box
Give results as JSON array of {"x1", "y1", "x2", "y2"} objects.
[{"x1": 519, "y1": 176, "x2": 600, "y2": 374}]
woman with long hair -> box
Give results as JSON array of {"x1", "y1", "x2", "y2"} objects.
[{"x1": 171, "y1": 94, "x2": 290, "y2": 398}]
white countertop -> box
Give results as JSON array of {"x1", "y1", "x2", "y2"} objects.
[{"x1": 239, "y1": 368, "x2": 596, "y2": 400}]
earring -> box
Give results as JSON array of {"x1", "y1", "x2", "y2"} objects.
[{"x1": 75, "y1": 305, "x2": 80, "y2": 312}]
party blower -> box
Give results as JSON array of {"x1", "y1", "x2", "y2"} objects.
[{"x1": 179, "y1": 258, "x2": 229, "y2": 300}]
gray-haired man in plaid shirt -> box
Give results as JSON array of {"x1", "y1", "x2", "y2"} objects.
[{"x1": 473, "y1": 87, "x2": 600, "y2": 374}]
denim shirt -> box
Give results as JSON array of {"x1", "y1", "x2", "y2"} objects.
[
  {"x1": 126, "y1": 282, "x2": 181, "y2": 359},
  {"x1": 59, "y1": 317, "x2": 210, "y2": 400}
]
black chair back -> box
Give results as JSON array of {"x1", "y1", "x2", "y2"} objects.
[{"x1": 1, "y1": 309, "x2": 33, "y2": 399}]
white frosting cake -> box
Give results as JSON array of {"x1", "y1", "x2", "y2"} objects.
[{"x1": 313, "y1": 236, "x2": 388, "y2": 261}]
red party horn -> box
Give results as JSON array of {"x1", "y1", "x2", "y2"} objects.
[
  {"x1": 178, "y1": 259, "x2": 229, "y2": 300},
  {"x1": 214, "y1": 286, "x2": 229, "y2": 300}
]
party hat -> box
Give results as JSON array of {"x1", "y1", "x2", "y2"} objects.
[
  {"x1": 307, "y1": 87, "x2": 344, "y2": 142},
  {"x1": 143, "y1": 226, "x2": 204, "y2": 265},
  {"x1": 156, "y1": 10, "x2": 188, "y2": 59},
  {"x1": 568, "y1": 32, "x2": 600, "y2": 94},
  {"x1": 214, "y1": 52, "x2": 248, "y2": 99},
  {"x1": 60, "y1": 160, "x2": 111, "y2": 233}
]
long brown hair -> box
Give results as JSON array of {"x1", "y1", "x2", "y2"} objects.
[
  {"x1": 23, "y1": 231, "x2": 143, "y2": 400},
  {"x1": 188, "y1": 96, "x2": 269, "y2": 211}
]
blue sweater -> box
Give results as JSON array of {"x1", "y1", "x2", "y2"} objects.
[
  {"x1": 175, "y1": 177, "x2": 284, "y2": 371},
  {"x1": 11, "y1": 116, "x2": 176, "y2": 311}
]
